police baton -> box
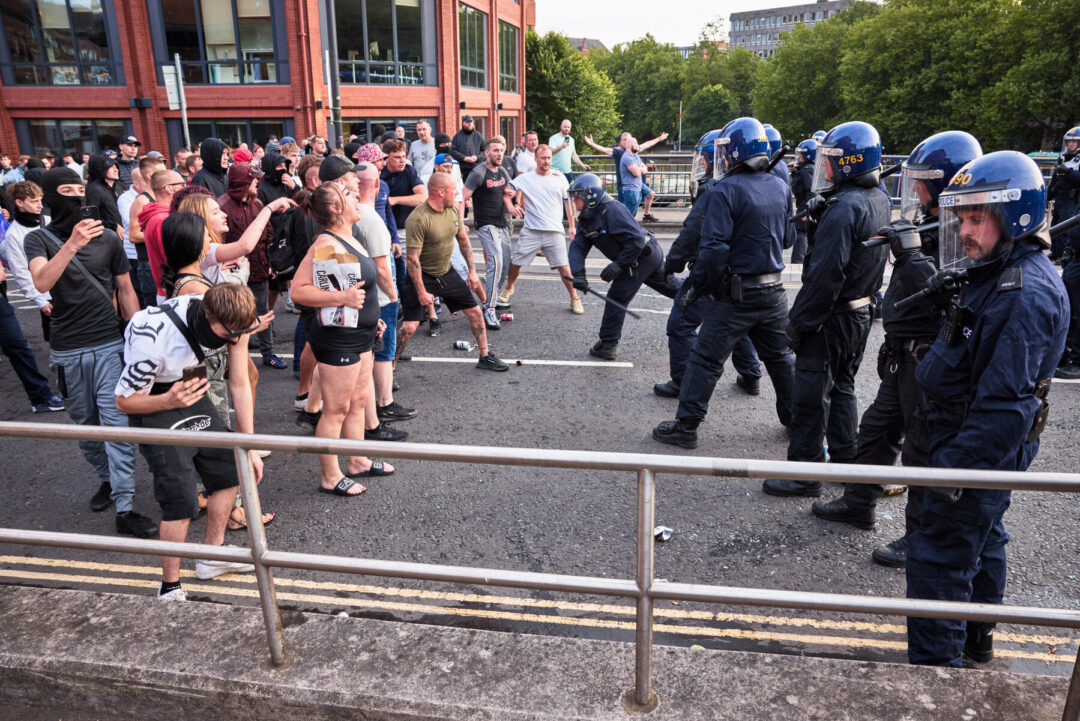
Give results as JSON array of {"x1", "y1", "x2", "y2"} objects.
[
  {"x1": 880, "y1": 163, "x2": 903, "y2": 180},
  {"x1": 561, "y1": 276, "x2": 642, "y2": 319},
  {"x1": 863, "y1": 221, "x2": 940, "y2": 249},
  {"x1": 767, "y1": 144, "x2": 792, "y2": 173}
]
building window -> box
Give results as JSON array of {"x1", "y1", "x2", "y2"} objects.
[
  {"x1": 155, "y1": 0, "x2": 286, "y2": 84},
  {"x1": 337, "y1": 0, "x2": 436, "y2": 86},
  {"x1": 16, "y1": 118, "x2": 129, "y2": 155},
  {"x1": 165, "y1": 118, "x2": 289, "y2": 156},
  {"x1": 499, "y1": 116, "x2": 515, "y2": 145},
  {"x1": 343, "y1": 117, "x2": 438, "y2": 145},
  {"x1": 459, "y1": 3, "x2": 486, "y2": 89},
  {"x1": 498, "y1": 21, "x2": 517, "y2": 93},
  {"x1": 0, "y1": 0, "x2": 121, "y2": 85}
]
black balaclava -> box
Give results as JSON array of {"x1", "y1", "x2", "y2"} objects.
[
  {"x1": 186, "y1": 298, "x2": 228, "y2": 350},
  {"x1": 41, "y1": 167, "x2": 84, "y2": 238}
]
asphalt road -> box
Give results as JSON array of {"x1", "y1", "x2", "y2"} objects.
[{"x1": 1, "y1": 224, "x2": 1078, "y2": 679}]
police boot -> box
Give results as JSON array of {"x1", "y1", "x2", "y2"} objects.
[
  {"x1": 963, "y1": 629, "x2": 994, "y2": 664},
  {"x1": 811, "y1": 497, "x2": 875, "y2": 530},
  {"x1": 653, "y1": 380, "x2": 681, "y2": 398},
  {"x1": 589, "y1": 340, "x2": 618, "y2": 360},
  {"x1": 651, "y1": 420, "x2": 698, "y2": 449},
  {"x1": 871, "y1": 537, "x2": 908, "y2": 568},
  {"x1": 762, "y1": 478, "x2": 823, "y2": 498},
  {"x1": 736, "y1": 374, "x2": 761, "y2": 396}
]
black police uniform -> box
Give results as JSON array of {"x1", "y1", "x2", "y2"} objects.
[
  {"x1": 782, "y1": 184, "x2": 890, "y2": 475},
  {"x1": 1050, "y1": 154, "x2": 1080, "y2": 364},
  {"x1": 831, "y1": 227, "x2": 941, "y2": 526},
  {"x1": 790, "y1": 162, "x2": 815, "y2": 264},
  {"x1": 908, "y1": 242, "x2": 1068, "y2": 666},
  {"x1": 568, "y1": 198, "x2": 677, "y2": 344},
  {"x1": 663, "y1": 177, "x2": 762, "y2": 389},
  {"x1": 673, "y1": 168, "x2": 796, "y2": 428}
]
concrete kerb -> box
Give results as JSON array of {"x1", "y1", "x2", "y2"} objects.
[{"x1": 0, "y1": 586, "x2": 1068, "y2": 720}]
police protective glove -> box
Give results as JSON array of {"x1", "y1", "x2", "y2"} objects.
[
  {"x1": 571, "y1": 273, "x2": 589, "y2": 294},
  {"x1": 677, "y1": 281, "x2": 701, "y2": 313},
  {"x1": 805, "y1": 194, "x2": 827, "y2": 218},
  {"x1": 600, "y1": 262, "x2": 623, "y2": 283},
  {"x1": 664, "y1": 256, "x2": 686, "y2": 276},
  {"x1": 880, "y1": 221, "x2": 921, "y2": 259},
  {"x1": 785, "y1": 322, "x2": 804, "y2": 354},
  {"x1": 926, "y1": 268, "x2": 968, "y2": 297}
]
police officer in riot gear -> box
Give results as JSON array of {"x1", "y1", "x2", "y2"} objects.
[
  {"x1": 1049, "y1": 126, "x2": 1080, "y2": 378},
  {"x1": 763, "y1": 124, "x2": 789, "y2": 185},
  {"x1": 655, "y1": 128, "x2": 763, "y2": 399},
  {"x1": 567, "y1": 174, "x2": 677, "y2": 360},
  {"x1": 790, "y1": 139, "x2": 817, "y2": 264},
  {"x1": 810, "y1": 131, "x2": 983, "y2": 570},
  {"x1": 652, "y1": 117, "x2": 795, "y2": 449},
  {"x1": 763, "y1": 121, "x2": 891, "y2": 496},
  {"x1": 812, "y1": 130, "x2": 827, "y2": 144},
  {"x1": 906, "y1": 151, "x2": 1068, "y2": 666}
]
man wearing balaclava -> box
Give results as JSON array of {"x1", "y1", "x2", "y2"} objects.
[
  {"x1": 23, "y1": 167, "x2": 159, "y2": 540},
  {"x1": 190, "y1": 137, "x2": 229, "y2": 196},
  {"x1": 256, "y1": 150, "x2": 295, "y2": 206}
]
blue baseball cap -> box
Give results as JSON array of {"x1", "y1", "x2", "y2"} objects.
[{"x1": 434, "y1": 153, "x2": 457, "y2": 166}]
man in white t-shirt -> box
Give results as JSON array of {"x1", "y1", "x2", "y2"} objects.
[
  {"x1": 500, "y1": 144, "x2": 583, "y2": 315},
  {"x1": 408, "y1": 120, "x2": 436, "y2": 177},
  {"x1": 515, "y1": 130, "x2": 539, "y2": 174}
]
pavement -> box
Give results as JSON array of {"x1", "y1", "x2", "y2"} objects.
[
  {"x1": 0, "y1": 585, "x2": 1071, "y2": 720},
  {"x1": 1, "y1": 207, "x2": 1079, "y2": 713}
]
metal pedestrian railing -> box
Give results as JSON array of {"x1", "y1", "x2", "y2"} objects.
[{"x1": 1, "y1": 420, "x2": 1079, "y2": 717}]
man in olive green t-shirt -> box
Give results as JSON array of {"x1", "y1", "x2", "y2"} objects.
[{"x1": 399, "y1": 173, "x2": 508, "y2": 371}]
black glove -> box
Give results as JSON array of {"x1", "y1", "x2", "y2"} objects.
[
  {"x1": 880, "y1": 221, "x2": 921, "y2": 259},
  {"x1": 664, "y1": 256, "x2": 686, "y2": 276},
  {"x1": 926, "y1": 268, "x2": 968, "y2": 296},
  {"x1": 805, "y1": 194, "x2": 827, "y2": 218},
  {"x1": 571, "y1": 273, "x2": 589, "y2": 294},
  {"x1": 600, "y1": 262, "x2": 623, "y2": 283},
  {"x1": 677, "y1": 281, "x2": 701, "y2": 313},
  {"x1": 785, "y1": 322, "x2": 803, "y2": 354}
]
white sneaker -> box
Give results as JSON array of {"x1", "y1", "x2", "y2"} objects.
[
  {"x1": 286, "y1": 299, "x2": 301, "y2": 314},
  {"x1": 157, "y1": 587, "x2": 187, "y2": 601},
  {"x1": 257, "y1": 449, "x2": 272, "y2": 458},
  {"x1": 570, "y1": 297, "x2": 584, "y2": 315},
  {"x1": 195, "y1": 557, "x2": 255, "y2": 580},
  {"x1": 483, "y1": 307, "x2": 501, "y2": 330}
]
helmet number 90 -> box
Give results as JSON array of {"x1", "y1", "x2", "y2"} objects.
[
  {"x1": 952, "y1": 172, "x2": 973, "y2": 186},
  {"x1": 837, "y1": 154, "x2": 864, "y2": 167}
]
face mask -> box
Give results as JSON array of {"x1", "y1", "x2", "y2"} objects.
[
  {"x1": 187, "y1": 299, "x2": 228, "y2": 350},
  {"x1": 13, "y1": 209, "x2": 41, "y2": 227}
]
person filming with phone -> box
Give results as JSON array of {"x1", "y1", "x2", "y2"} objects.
[{"x1": 25, "y1": 167, "x2": 160, "y2": 539}]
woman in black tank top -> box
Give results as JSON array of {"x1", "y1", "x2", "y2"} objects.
[{"x1": 290, "y1": 182, "x2": 393, "y2": 497}]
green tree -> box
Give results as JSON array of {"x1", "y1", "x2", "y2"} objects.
[
  {"x1": 589, "y1": 35, "x2": 685, "y2": 140},
  {"x1": 754, "y1": 2, "x2": 880, "y2": 144},
  {"x1": 682, "y1": 84, "x2": 740, "y2": 142},
  {"x1": 525, "y1": 31, "x2": 620, "y2": 145},
  {"x1": 713, "y1": 48, "x2": 760, "y2": 117}
]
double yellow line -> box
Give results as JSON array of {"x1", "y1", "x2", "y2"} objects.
[{"x1": 0, "y1": 555, "x2": 1073, "y2": 664}]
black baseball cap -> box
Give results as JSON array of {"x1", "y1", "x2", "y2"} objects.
[
  {"x1": 462, "y1": 115, "x2": 474, "y2": 123},
  {"x1": 318, "y1": 154, "x2": 366, "y2": 182},
  {"x1": 119, "y1": 135, "x2": 141, "y2": 146}
]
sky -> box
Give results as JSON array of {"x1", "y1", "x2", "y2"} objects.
[{"x1": 534, "y1": 0, "x2": 818, "y2": 48}]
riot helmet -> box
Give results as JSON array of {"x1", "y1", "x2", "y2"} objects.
[
  {"x1": 1061, "y1": 126, "x2": 1080, "y2": 158},
  {"x1": 762, "y1": 124, "x2": 783, "y2": 155},
  {"x1": 712, "y1": 117, "x2": 770, "y2": 179},
  {"x1": 811, "y1": 121, "x2": 882, "y2": 194},
  {"x1": 812, "y1": 130, "x2": 827, "y2": 143},
  {"x1": 899, "y1": 131, "x2": 983, "y2": 225},
  {"x1": 568, "y1": 173, "x2": 610, "y2": 211},
  {"x1": 692, "y1": 129, "x2": 723, "y2": 183},
  {"x1": 797, "y1": 139, "x2": 817, "y2": 163},
  {"x1": 937, "y1": 151, "x2": 1048, "y2": 270}
]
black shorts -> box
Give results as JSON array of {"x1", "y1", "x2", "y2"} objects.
[
  {"x1": 401, "y1": 270, "x2": 477, "y2": 322},
  {"x1": 309, "y1": 344, "x2": 368, "y2": 366},
  {"x1": 268, "y1": 276, "x2": 290, "y2": 292},
  {"x1": 129, "y1": 395, "x2": 237, "y2": 522}
]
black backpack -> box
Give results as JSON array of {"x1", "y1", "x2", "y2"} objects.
[{"x1": 267, "y1": 207, "x2": 303, "y2": 279}]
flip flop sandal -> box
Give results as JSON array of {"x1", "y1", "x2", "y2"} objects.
[
  {"x1": 319, "y1": 477, "x2": 366, "y2": 497},
  {"x1": 345, "y1": 459, "x2": 394, "y2": 478},
  {"x1": 227, "y1": 511, "x2": 276, "y2": 531}
]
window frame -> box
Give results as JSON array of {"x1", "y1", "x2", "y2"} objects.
[
  {"x1": 458, "y1": 2, "x2": 486, "y2": 90},
  {"x1": 147, "y1": 0, "x2": 290, "y2": 86},
  {"x1": 497, "y1": 20, "x2": 517, "y2": 94},
  {"x1": 164, "y1": 117, "x2": 294, "y2": 159},
  {"x1": 336, "y1": 0, "x2": 437, "y2": 86},
  {"x1": 15, "y1": 117, "x2": 133, "y2": 156}
]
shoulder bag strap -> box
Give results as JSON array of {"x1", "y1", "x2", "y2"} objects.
[
  {"x1": 159, "y1": 300, "x2": 206, "y2": 363},
  {"x1": 37, "y1": 228, "x2": 115, "y2": 309}
]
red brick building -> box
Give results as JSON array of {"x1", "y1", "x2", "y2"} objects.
[{"x1": 0, "y1": 0, "x2": 534, "y2": 157}]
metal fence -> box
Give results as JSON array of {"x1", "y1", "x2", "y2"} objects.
[{"x1": 1, "y1": 420, "x2": 1079, "y2": 718}]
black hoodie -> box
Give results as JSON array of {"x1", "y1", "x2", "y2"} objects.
[
  {"x1": 256, "y1": 151, "x2": 293, "y2": 205},
  {"x1": 190, "y1": 137, "x2": 228, "y2": 196},
  {"x1": 84, "y1": 154, "x2": 123, "y2": 233}
]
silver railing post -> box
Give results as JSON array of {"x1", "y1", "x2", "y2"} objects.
[
  {"x1": 633, "y1": 468, "x2": 657, "y2": 710},
  {"x1": 1063, "y1": 650, "x2": 1080, "y2": 721},
  {"x1": 234, "y1": 447, "x2": 287, "y2": 667}
]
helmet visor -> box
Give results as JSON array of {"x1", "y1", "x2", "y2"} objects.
[
  {"x1": 1062, "y1": 136, "x2": 1080, "y2": 156},
  {"x1": 899, "y1": 167, "x2": 943, "y2": 224},
  {"x1": 713, "y1": 138, "x2": 728, "y2": 179},
  {"x1": 938, "y1": 191, "x2": 1008, "y2": 269},
  {"x1": 811, "y1": 146, "x2": 841, "y2": 194},
  {"x1": 691, "y1": 148, "x2": 710, "y2": 182}
]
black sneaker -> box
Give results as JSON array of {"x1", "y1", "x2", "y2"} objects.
[
  {"x1": 476, "y1": 353, "x2": 509, "y2": 372},
  {"x1": 377, "y1": 401, "x2": 418, "y2": 423},
  {"x1": 116, "y1": 511, "x2": 159, "y2": 538},
  {"x1": 365, "y1": 423, "x2": 409, "y2": 442},
  {"x1": 428, "y1": 318, "x2": 441, "y2": 337},
  {"x1": 653, "y1": 381, "x2": 681, "y2": 398},
  {"x1": 811, "y1": 497, "x2": 875, "y2": 530},
  {"x1": 1054, "y1": 364, "x2": 1080, "y2": 380},
  {"x1": 736, "y1": 374, "x2": 761, "y2": 396},
  {"x1": 871, "y1": 537, "x2": 908, "y2": 568},
  {"x1": 963, "y1": 629, "x2": 994, "y2": 663},
  {"x1": 90, "y1": 482, "x2": 112, "y2": 512},
  {"x1": 589, "y1": 340, "x2": 618, "y2": 360},
  {"x1": 651, "y1": 420, "x2": 698, "y2": 449},
  {"x1": 762, "y1": 478, "x2": 823, "y2": 497},
  {"x1": 295, "y1": 410, "x2": 321, "y2": 434}
]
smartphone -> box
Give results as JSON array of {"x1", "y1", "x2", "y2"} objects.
[
  {"x1": 182, "y1": 365, "x2": 208, "y2": 382},
  {"x1": 79, "y1": 205, "x2": 101, "y2": 222}
]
